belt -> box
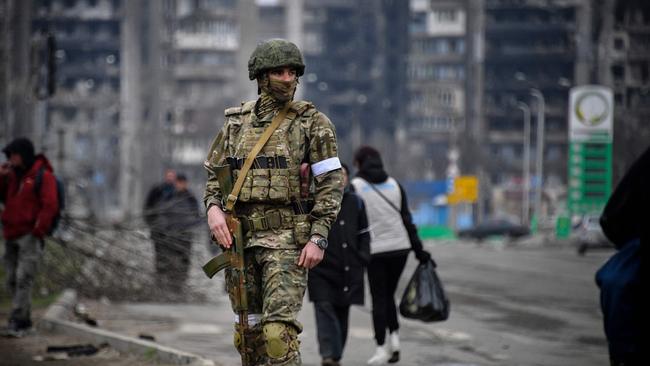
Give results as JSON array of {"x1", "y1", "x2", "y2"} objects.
[
  {"x1": 241, "y1": 211, "x2": 292, "y2": 233},
  {"x1": 226, "y1": 156, "x2": 288, "y2": 170},
  {"x1": 238, "y1": 200, "x2": 314, "y2": 233}
]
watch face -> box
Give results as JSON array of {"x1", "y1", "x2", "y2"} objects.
[{"x1": 315, "y1": 238, "x2": 328, "y2": 249}]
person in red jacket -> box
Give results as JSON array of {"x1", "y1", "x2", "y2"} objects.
[{"x1": 0, "y1": 137, "x2": 58, "y2": 335}]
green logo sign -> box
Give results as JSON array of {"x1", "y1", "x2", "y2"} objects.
[{"x1": 574, "y1": 92, "x2": 609, "y2": 126}]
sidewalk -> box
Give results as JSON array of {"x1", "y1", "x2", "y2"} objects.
[
  {"x1": 73, "y1": 271, "x2": 496, "y2": 366},
  {"x1": 0, "y1": 301, "x2": 182, "y2": 366}
]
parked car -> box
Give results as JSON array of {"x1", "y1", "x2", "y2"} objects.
[
  {"x1": 573, "y1": 214, "x2": 612, "y2": 255},
  {"x1": 457, "y1": 219, "x2": 530, "y2": 241}
]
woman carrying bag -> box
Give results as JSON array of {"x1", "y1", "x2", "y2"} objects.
[{"x1": 351, "y1": 146, "x2": 432, "y2": 365}]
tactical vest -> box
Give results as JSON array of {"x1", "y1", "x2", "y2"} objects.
[{"x1": 224, "y1": 100, "x2": 317, "y2": 205}]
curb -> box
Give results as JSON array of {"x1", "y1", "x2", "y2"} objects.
[{"x1": 39, "y1": 289, "x2": 217, "y2": 366}]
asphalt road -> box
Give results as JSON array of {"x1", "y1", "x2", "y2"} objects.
[{"x1": 79, "y1": 239, "x2": 613, "y2": 366}]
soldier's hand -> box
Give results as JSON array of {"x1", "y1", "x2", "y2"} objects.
[
  {"x1": 207, "y1": 205, "x2": 232, "y2": 248},
  {"x1": 298, "y1": 241, "x2": 324, "y2": 269}
]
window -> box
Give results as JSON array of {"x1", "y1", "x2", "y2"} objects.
[
  {"x1": 410, "y1": 12, "x2": 427, "y2": 34},
  {"x1": 437, "y1": 9, "x2": 456, "y2": 22}
]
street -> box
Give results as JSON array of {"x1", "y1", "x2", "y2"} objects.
[{"x1": 82, "y1": 239, "x2": 612, "y2": 366}]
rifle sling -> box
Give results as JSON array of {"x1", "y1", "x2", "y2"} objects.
[{"x1": 224, "y1": 102, "x2": 292, "y2": 213}]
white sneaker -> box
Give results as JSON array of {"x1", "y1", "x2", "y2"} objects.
[
  {"x1": 367, "y1": 346, "x2": 390, "y2": 365},
  {"x1": 388, "y1": 332, "x2": 400, "y2": 363},
  {"x1": 389, "y1": 332, "x2": 399, "y2": 352}
]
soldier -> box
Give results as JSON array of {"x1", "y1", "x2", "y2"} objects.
[{"x1": 204, "y1": 39, "x2": 344, "y2": 365}]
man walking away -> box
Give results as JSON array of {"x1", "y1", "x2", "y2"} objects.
[
  {"x1": 166, "y1": 173, "x2": 200, "y2": 298},
  {"x1": 0, "y1": 137, "x2": 59, "y2": 336},
  {"x1": 143, "y1": 169, "x2": 178, "y2": 297}
]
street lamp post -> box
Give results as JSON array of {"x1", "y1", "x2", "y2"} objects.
[
  {"x1": 516, "y1": 101, "x2": 531, "y2": 225},
  {"x1": 530, "y1": 88, "x2": 545, "y2": 227}
]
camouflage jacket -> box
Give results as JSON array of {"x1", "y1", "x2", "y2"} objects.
[{"x1": 203, "y1": 100, "x2": 344, "y2": 249}]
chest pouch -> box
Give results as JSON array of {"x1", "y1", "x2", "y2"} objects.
[
  {"x1": 250, "y1": 169, "x2": 270, "y2": 202},
  {"x1": 269, "y1": 169, "x2": 292, "y2": 203}
]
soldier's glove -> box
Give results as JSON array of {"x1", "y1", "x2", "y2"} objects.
[{"x1": 415, "y1": 250, "x2": 434, "y2": 266}]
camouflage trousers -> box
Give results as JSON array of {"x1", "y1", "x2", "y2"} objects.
[{"x1": 225, "y1": 246, "x2": 307, "y2": 366}]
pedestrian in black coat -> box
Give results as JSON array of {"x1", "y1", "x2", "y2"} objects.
[
  {"x1": 164, "y1": 173, "x2": 200, "y2": 298},
  {"x1": 308, "y1": 164, "x2": 370, "y2": 366}
]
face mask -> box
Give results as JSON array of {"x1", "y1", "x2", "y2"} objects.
[{"x1": 268, "y1": 78, "x2": 297, "y2": 102}]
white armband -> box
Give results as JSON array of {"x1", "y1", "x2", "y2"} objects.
[{"x1": 311, "y1": 157, "x2": 342, "y2": 176}]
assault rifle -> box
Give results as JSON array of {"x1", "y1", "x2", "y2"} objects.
[{"x1": 202, "y1": 165, "x2": 249, "y2": 365}]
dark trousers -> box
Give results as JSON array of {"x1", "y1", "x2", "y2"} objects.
[
  {"x1": 314, "y1": 301, "x2": 350, "y2": 361},
  {"x1": 152, "y1": 231, "x2": 192, "y2": 296},
  {"x1": 367, "y1": 253, "x2": 408, "y2": 345}
]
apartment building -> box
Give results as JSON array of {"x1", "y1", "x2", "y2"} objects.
[
  {"x1": 596, "y1": 0, "x2": 650, "y2": 181},
  {"x1": 30, "y1": 0, "x2": 125, "y2": 219},
  {"x1": 300, "y1": 0, "x2": 409, "y2": 167},
  {"x1": 482, "y1": 0, "x2": 586, "y2": 217},
  {"x1": 406, "y1": 0, "x2": 469, "y2": 180},
  {"x1": 164, "y1": 0, "x2": 241, "y2": 196}
]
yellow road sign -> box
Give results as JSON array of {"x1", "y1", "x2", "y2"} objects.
[{"x1": 448, "y1": 176, "x2": 478, "y2": 204}]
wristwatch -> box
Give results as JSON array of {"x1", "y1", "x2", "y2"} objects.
[{"x1": 309, "y1": 236, "x2": 328, "y2": 250}]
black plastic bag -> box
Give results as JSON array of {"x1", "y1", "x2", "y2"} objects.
[{"x1": 399, "y1": 259, "x2": 450, "y2": 322}]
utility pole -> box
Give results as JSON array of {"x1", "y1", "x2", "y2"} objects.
[
  {"x1": 467, "y1": 0, "x2": 485, "y2": 222},
  {"x1": 30, "y1": 30, "x2": 57, "y2": 153},
  {"x1": 516, "y1": 101, "x2": 531, "y2": 225},
  {"x1": 530, "y1": 88, "x2": 545, "y2": 228},
  {"x1": 237, "y1": 0, "x2": 258, "y2": 102},
  {"x1": 120, "y1": 0, "x2": 143, "y2": 220},
  {"x1": 286, "y1": 0, "x2": 303, "y2": 100}
]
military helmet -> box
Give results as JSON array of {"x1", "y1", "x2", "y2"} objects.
[{"x1": 248, "y1": 39, "x2": 305, "y2": 80}]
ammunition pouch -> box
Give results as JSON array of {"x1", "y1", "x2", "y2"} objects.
[{"x1": 230, "y1": 155, "x2": 302, "y2": 204}]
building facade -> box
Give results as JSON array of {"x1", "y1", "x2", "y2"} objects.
[
  {"x1": 406, "y1": 0, "x2": 469, "y2": 181},
  {"x1": 163, "y1": 0, "x2": 242, "y2": 197},
  {"x1": 301, "y1": 0, "x2": 410, "y2": 169},
  {"x1": 596, "y1": 0, "x2": 650, "y2": 182},
  {"x1": 31, "y1": 0, "x2": 125, "y2": 220},
  {"x1": 481, "y1": 0, "x2": 588, "y2": 219}
]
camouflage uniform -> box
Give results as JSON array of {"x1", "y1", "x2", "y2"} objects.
[{"x1": 204, "y1": 39, "x2": 344, "y2": 365}]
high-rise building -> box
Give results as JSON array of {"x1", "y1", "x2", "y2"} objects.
[
  {"x1": 482, "y1": 0, "x2": 586, "y2": 217},
  {"x1": 32, "y1": 0, "x2": 126, "y2": 219},
  {"x1": 595, "y1": 0, "x2": 650, "y2": 181},
  {"x1": 302, "y1": 0, "x2": 409, "y2": 167},
  {"x1": 406, "y1": 0, "x2": 469, "y2": 181},
  {"x1": 163, "y1": 0, "x2": 241, "y2": 196}
]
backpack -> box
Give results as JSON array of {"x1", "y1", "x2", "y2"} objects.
[{"x1": 34, "y1": 167, "x2": 65, "y2": 235}]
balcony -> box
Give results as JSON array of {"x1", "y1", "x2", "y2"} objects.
[
  {"x1": 485, "y1": 47, "x2": 574, "y2": 64},
  {"x1": 49, "y1": 88, "x2": 119, "y2": 109},
  {"x1": 484, "y1": 77, "x2": 573, "y2": 92},
  {"x1": 174, "y1": 32, "x2": 238, "y2": 51},
  {"x1": 173, "y1": 64, "x2": 235, "y2": 81},
  {"x1": 485, "y1": 20, "x2": 574, "y2": 36},
  {"x1": 59, "y1": 64, "x2": 120, "y2": 80},
  {"x1": 57, "y1": 37, "x2": 120, "y2": 51}
]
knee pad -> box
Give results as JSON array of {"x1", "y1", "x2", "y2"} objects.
[{"x1": 262, "y1": 322, "x2": 298, "y2": 360}]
